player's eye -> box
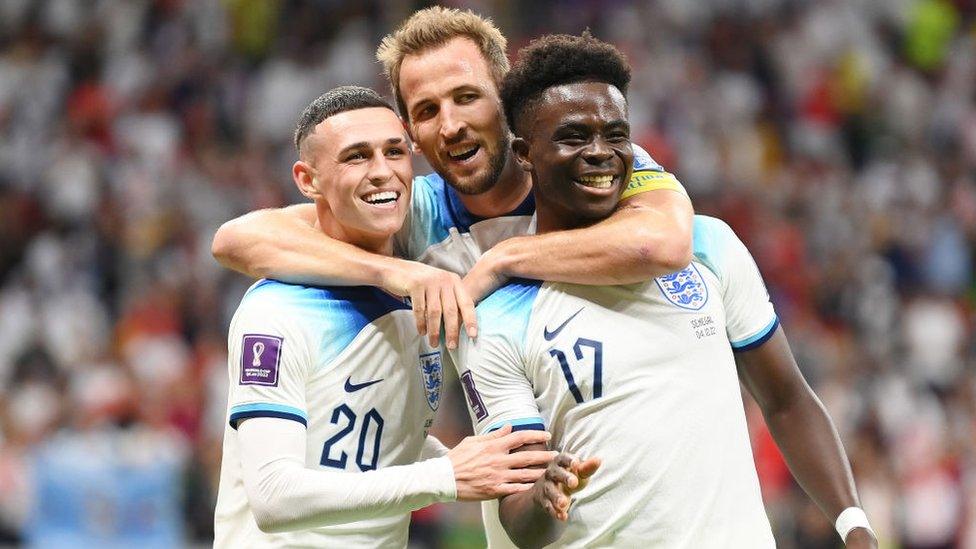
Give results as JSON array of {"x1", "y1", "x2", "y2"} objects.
[
  {"x1": 457, "y1": 92, "x2": 478, "y2": 104},
  {"x1": 558, "y1": 133, "x2": 587, "y2": 144},
  {"x1": 414, "y1": 104, "x2": 436, "y2": 121},
  {"x1": 344, "y1": 151, "x2": 368, "y2": 162},
  {"x1": 386, "y1": 147, "x2": 406, "y2": 157}
]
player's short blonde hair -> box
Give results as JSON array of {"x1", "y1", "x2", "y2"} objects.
[{"x1": 376, "y1": 6, "x2": 509, "y2": 120}]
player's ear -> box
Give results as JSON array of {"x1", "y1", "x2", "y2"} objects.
[
  {"x1": 511, "y1": 137, "x2": 533, "y2": 173},
  {"x1": 293, "y1": 160, "x2": 322, "y2": 200}
]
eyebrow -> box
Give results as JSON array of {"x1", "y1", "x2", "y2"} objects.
[
  {"x1": 337, "y1": 136, "x2": 405, "y2": 155},
  {"x1": 555, "y1": 119, "x2": 630, "y2": 131},
  {"x1": 410, "y1": 85, "x2": 481, "y2": 111}
]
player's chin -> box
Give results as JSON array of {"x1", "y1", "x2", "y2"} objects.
[
  {"x1": 368, "y1": 215, "x2": 406, "y2": 237},
  {"x1": 445, "y1": 168, "x2": 495, "y2": 195},
  {"x1": 356, "y1": 207, "x2": 405, "y2": 235},
  {"x1": 575, "y1": 199, "x2": 617, "y2": 223}
]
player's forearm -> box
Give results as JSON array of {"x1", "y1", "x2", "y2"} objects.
[
  {"x1": 488, "y1": 191, "x2": 693, "y2": 285},
  {"x1": 211, "y1": 205, "x2": 393, "y2": 286},
  {"x1": 737, "y1": 330, "x2": 865, "y2": 530},
  {"x1": 498, "y1": 491, "x2": 564, "y2": 549},
  {"x1": 763, "y1": 390, "x2": 862, "y2": 523}
]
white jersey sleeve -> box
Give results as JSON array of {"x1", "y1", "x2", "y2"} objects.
[
  {"x1": 455, "y1": 280, "x2": 546, "y2": 435},
  {"x1": 691, "y1": 216, "x2": 779, "y2": 351},
  {"x1": 393, "y1": 174, "x2": 451, "y2": 262},
  {"x1": 237, "y1": 418, "x2": 455, "y2": 533},
  {"x1": 227, "y1": 285, "x2": 313, "y2": 428}
]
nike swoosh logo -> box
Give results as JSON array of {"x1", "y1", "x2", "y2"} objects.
[
  {"x1": 344, "y1": 377, "x2": 384, "y2": 392},
  {"x1": 543, "y1": 307, "x2": 585, "y2": 341}
]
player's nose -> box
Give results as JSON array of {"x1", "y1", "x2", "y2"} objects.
[
  {"x1": 582, "y1": 136, "x2": 613, "y2": 164},
  {"x1": 367, "y1": 153, "x2": 395, "y2": 182},
  {"x1": 438, "y1": 104, "x2": 467, "y2": 142}
]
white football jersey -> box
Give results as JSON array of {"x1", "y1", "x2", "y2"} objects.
[
  {"x1": 214, "y1": 280, "x2": 444, "y2": 548},
  {"x1": 393, "y1": 144, "x2": 687, "y2": 548},
  {"x1": 394, "y1": 144, "x2": 685, "y2": 275},
  {"x1": 454, "y1": 216, "x2": 778, "y2": 548}
]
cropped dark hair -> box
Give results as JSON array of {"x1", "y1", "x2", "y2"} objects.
[
  {"x1": 501, "y1": 32, "x2": 631, "y2": 133},
  {"x1": 294, "y1": 86, "x2": 394, "y2": 153}
]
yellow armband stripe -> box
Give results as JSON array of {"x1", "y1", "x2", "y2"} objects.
[{"x1": 620, "y1": 170, "x2": 687, "y2": 201}]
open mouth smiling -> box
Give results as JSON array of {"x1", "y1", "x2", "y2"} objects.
[
  {"x1": 574, "y1": 173, "x2": 617, "y2": 189},
  {"x1": 361, "y1": 190, "x2": 400, "y2": 207},
  {"x1": 446, "y1": 143, "x2": 480, "y2": 162}
]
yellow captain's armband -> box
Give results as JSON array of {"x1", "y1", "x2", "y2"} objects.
[{"x1": 619, "y1": 170, "x2": 687, "y2": 201}]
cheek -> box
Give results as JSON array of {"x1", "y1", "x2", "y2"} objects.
[
  {"x1": 329, "y1": 172, "x2": 361, "y2": 204},
  {"x1": 393, "y1": 162, "x2": 413, "y2": 183}
]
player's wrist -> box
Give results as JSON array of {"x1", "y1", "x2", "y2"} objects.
[
  {"x1": 484, "y1": 238, "x2": 521, "y2": 278},
  {"x1": 375, "y1": 256, "x2": 414, "y2": 294},
  {"x1": 835, "y1": 507, "x2": 875, "y2": 543}
]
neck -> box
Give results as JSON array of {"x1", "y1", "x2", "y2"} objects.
[
  {"x1": 532, "y1": 191, "x2": 592, "y2": 235},
  {"x1": 456, "y1": 153, "x2": 532, "y2": 218},
  {"x1": 315, "y1": 201, "x2": 394, "y2": 257}
]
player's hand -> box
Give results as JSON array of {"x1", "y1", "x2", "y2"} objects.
[
  {"x1": 533, "y1": 452, "x2": 601, "y2": 522},
  {"x1": 844, "y1": 528, "x2": 878, "y2": 548},
  {"x1": 463, "y1": 247, "x2": 509, "y2": 303},
  {"x1": 447, "y1": 424, "x2": 557, "y2": 501},
  {"x1": 381, "y1": 259, "x2": 476, "y2": 349}
]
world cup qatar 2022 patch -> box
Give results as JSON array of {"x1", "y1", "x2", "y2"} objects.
[{"x1": 240, "y1": 334, "x2": 283, "y2": 386}]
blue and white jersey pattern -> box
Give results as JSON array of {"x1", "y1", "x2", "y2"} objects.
[
  {"x1": 394, "y1": 144, "x2": 683, "y2": 276},
  {"x1": 215, "y1": 280, "x2": 442, "y2": 548},
  {"x1": 454, "y1": 216, "x2": 778, "y2": 548}
]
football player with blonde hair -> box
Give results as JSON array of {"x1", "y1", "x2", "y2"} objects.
[{"x1": 212, "y1": 6, "x2": 694, "y2": 353}]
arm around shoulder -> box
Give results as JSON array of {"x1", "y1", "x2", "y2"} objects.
[
  {"x1": 466, "y1": 189, "x2": 693, "y2": 300},
  {"x1": 613, "y1": 188, "x2": 694, "y2": 273},
  {"x1": 211, "y1": 203, "x2": 402, "y2": 287}
]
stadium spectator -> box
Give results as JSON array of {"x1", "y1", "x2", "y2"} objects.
[{"x1": 0, "y1": 1, "x2": 973, "y2": 546}]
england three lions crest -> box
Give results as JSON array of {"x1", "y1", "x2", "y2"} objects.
[
  {"x1": 655, "y1": 264, "x2": 709, "y2": 310},
  {"x1": 419, "y1": 352, "x2": 442, "y2": 411}
]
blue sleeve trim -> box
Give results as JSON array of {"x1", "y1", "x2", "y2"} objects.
[
  {"x1": 731, "y1": 316, "x2": 780, "y2": 352},
  {"x1": 486, "y1": 417, "x2": 546, "y2": 433},
  {"x1": 229, "y1": 403, "x2": 308, "y2": 430}
]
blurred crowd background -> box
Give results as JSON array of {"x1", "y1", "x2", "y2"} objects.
[{"x1": 0, "y1": 0, "x2": 974, "y2": 547}]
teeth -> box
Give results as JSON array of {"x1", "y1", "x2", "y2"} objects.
[
  {"x1": 447, "y1": 144, "x2": 478, "y2": 159},
  {"x1": 363, "y1": 191, "x2": 398, "y2": 204},
  {"x1": 577, "y1": 175, "x2": 614, "y2": 188}
]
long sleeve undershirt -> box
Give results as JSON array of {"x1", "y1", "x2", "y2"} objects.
[{"x1": 238, "y1": 417, "x2": 456, "y2": 533}]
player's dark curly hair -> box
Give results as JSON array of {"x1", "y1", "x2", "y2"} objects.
[
  {"x1": 501, "y1": 32, "x2": 631, "y2": 134},
  {"x1": 294, "y1": 86, "x2": 394, "y2": 154}
]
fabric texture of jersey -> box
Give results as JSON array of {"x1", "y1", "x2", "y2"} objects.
[
  {"x1": 215, "y1": 280, "x2": 443, "y2": 548},
  {"x1": 394, "y1": 144, "x2": 685, "y2": 276},
  {"x1": 454, "y1": 216, "x2": 778, "y2": 548}
]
